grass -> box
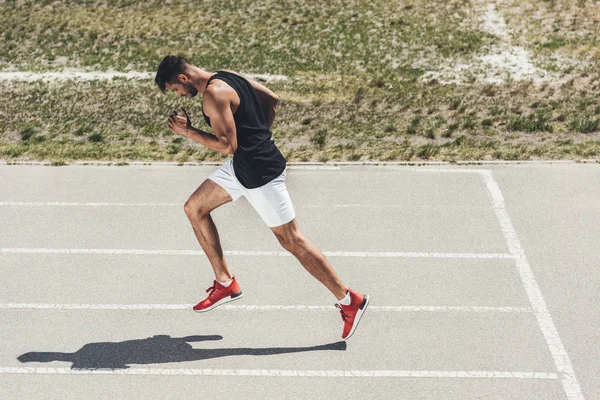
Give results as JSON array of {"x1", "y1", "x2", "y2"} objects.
[
  {"x1": 507, "y1": 111, "x2": 554, "y2": 133},
  {"x1": 0, "y1": 0, "x2": 599, "y2": 162},
  {"x1": 568, "y1": 115, "x2": 600, "y2": 133},
  {"x1": 1, "y1": 76, "x2": 599, "y2": 162},
  {"x1": 0, "y1": 0, "x2": 489, "y2": 75},
  {"x1": 309, "y1": 130, "x2": 327, "y2": 148}
]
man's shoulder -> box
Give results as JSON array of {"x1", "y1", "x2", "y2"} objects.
[{"x1": 204, "y1": 80, "x2": 236, "y2": 104}]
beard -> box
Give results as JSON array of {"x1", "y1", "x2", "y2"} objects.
[{"x1": 184, "y1": 82, "x2": 198, "y2": 97}]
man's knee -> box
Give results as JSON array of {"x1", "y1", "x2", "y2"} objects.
[
  {"x1": 184, "y1": 197, "x2": 209, "y2": 219},
  {"x1": 275, "y1": 231, "x2": 306, "y2": 251},
  {"x1": 184, "y1": 179, "x2": 232, "y2": 220}
]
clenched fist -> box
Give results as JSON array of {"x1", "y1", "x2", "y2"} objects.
[{"x1": 167, "y1": 107, "x2": 192, "y2": 136}]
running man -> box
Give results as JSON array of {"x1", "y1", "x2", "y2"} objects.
[{"x1": 154, "y1": 55, "x2": 369, "y2": 340}]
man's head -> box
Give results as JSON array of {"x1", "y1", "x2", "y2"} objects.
[{"x1": 155, "y1": 55, "x2": 199, "y2": 98}]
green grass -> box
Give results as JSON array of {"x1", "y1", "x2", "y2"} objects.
[
  {"x1": 5, "y1": 135, "x2": 598, "y2": 163},
  {"x1": 309, "y1": 129, "x2": 327, "y2": 148},
  {"x1": 507, "y1": 110, "x2": 554, "y2": 133},
  {"x1": 0, "y1": 0, "x2": 489, "y2": 75},
  {"x1": 568, "y1": 115, "x2": 600, "y2": 133},
  {"x1": 0, "y1": 0, "x2": 599, "y2": 162},
  {"x1": 0, "y1": 77, "x2": 598, "y2": 162}
]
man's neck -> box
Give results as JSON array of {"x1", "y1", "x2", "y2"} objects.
[{"x1": 188, "y1": 66, "x2": 216, "y2": 94}]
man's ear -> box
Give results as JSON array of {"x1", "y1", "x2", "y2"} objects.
[{"x1": 178, "y1": 73, "x2": 188, "y2": 83}]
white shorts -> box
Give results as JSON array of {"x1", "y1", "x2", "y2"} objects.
[{"x1": 207, "y1": 159, "x2": 296, "y2": 228}]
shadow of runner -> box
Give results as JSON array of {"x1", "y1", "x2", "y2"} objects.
[{"x1": 17, "y1": 335, "x2": 347, "y2": 369}]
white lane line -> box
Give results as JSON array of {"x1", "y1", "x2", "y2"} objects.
[
  {"x1": 0, "y1": 248, "x2": 514, "y2": 259},
  {"x1": 386, "y1": 168, "x2": 492, "y2": 174},
  {"x1": 286, "y1": 166, "x2": 341, "y2": 170},
  {"x1": 0, "y1": 304, "x2": 532, "y2": 312},
  {"x1": 0, "y1": 367, "x2": 558, "y2": 379},
  {"x1": 0, "y1": 202, "x2": 387, "y2": 207},
  {"x1": 482, "y1": 171, "x2": 584, "y2": 400},
  {"x1": 0, "y1": 202, "x2": 485, "y2": 209},
  {"x1": 0, "y1": 202, "x2": 181, "y2": 206}
]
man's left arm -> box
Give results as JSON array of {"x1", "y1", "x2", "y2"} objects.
[
  {"x1": 167, "y1": 95, "x2": 237, "y2": 155},
  {"x1": 203, "y1": 94, "x2": 238, "y2": 155}
]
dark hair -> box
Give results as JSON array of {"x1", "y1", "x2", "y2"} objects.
[{"x1": 155, "y1": 55, "x2": 192, "y2": 93}]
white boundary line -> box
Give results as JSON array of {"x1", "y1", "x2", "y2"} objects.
[
  {"x1": 0, "y1": 248, "x2": 514, "y2": 259},
  {"x1": 481, "y1": 170, "x2": 584, "y2": 399},
  {"x1": 0, "y1": 304, "x2": 532, "y2": 312},
  {"x1": 0, "y1": 367, "x2": 558, "y2": 379}
]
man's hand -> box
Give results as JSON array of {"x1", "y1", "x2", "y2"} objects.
[{"x1": 167, "y1": 107, "x2": 192, "y2": 136}]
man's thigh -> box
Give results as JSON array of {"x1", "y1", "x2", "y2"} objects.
[
  {"x1": 186, "y1": 178, "x2": 234, "y2": 214},
  {"x1": 244, "y1": 170, "x2": 296, "y2": 228},
  {"x1": 204, "y1": 159, "x2": 244, "y2": 204}
]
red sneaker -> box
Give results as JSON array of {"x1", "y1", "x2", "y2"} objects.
[
  {"x1": 335, "y1": 289, "x2": 370, "y2": 340},
  {"x1": 193, "y1": 277, "x2": 243, "y2": 313}
]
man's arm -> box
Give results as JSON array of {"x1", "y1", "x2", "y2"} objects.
[
  {"x1": 188, "y1": 88, "x2": 237, "y2": 155},
  {"x1": 168, "y1": 107, "x2": 225, "y2": 154},
  {"x1": 224, "y1": 70, "x2": 279, "y2": 129},
  {"x1": 169, "y1": 90, "x2": 237, "y2": 155},
  {"x1": 184, "y1": 126, "x2": 232, "y2": 155},
  {"x1": 261, "y1": 96, "x2": 278, "y2": 130}
]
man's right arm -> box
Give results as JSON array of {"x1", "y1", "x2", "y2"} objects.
[{"x1": 261, "y1": 95, "x2": 278, "y2": 130}]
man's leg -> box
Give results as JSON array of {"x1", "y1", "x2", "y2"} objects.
[
  {"x1": 272, "y1": 218, "x2": 370, "y2": 339},
  {"x1": 270, "y1": 218, "x2": 348, "y2": 301},
  {"x1": 252, "y1": 171, "x2": 368, "y2": 339},
  {"x1": 184, "y1": 178, "x2": 234, "y2": 282}
]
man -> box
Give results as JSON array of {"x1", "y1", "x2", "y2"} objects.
[{"x1": 154, "y1": 55, "x2": 369, "y2": 340}]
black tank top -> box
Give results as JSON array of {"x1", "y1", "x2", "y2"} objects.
[{"x1": 202, "y1": 71, "x2": 286, "y2": 189}]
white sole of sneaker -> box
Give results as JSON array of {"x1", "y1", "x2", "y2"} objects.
[
  {"x1": 343, "y1": 294, "x2": 370, "y2": 340},
  {"x1": 193, "y1": 292, "x2": 243, "y2": 313}
]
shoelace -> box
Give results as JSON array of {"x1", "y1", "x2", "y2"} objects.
[
  {"x1": 206, "y1": 283, "x2": 219, "y2": 299},
  {"x1": 335, "y1": 303, "x2": 349, "y2": 322}
]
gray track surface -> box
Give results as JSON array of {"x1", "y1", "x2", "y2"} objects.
[{"x1": 0, "y1": 164, "x2": 598, "y2": 399}]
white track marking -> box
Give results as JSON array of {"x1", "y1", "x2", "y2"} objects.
[
  {"x1": 0, "y1": 71, "x2": 288, "y2": 82},
  {"x1": 0, "y1": 304, "x2": 532, "y2": 312},
  {"x1": 482, "y1": 171, "x2": 584, "y2": 400},
  {"x1": 0, "y1": 201, "x2": 367, "y2": 207},
  {"x1": 0, "y1": 367, "x2": 558, "y2": 379},
  {"x1": 385, "y1": 168, "x2": 490, "y2": 174},
  {"x1": 361, "y1": 306, "x2": 531, "y2": 313},
  {"x1": 0, "y1": 247, "x2": 513, "y2": 259},
  {"x1": 286, "y1": 165, "x2": 341, "y2": 170},
  {"x1": 0, "y1": 202, "x2": 181, "y2": 206},
  {"x1": 0, "y1": 202, "x2": 484, "y2": 209}
]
